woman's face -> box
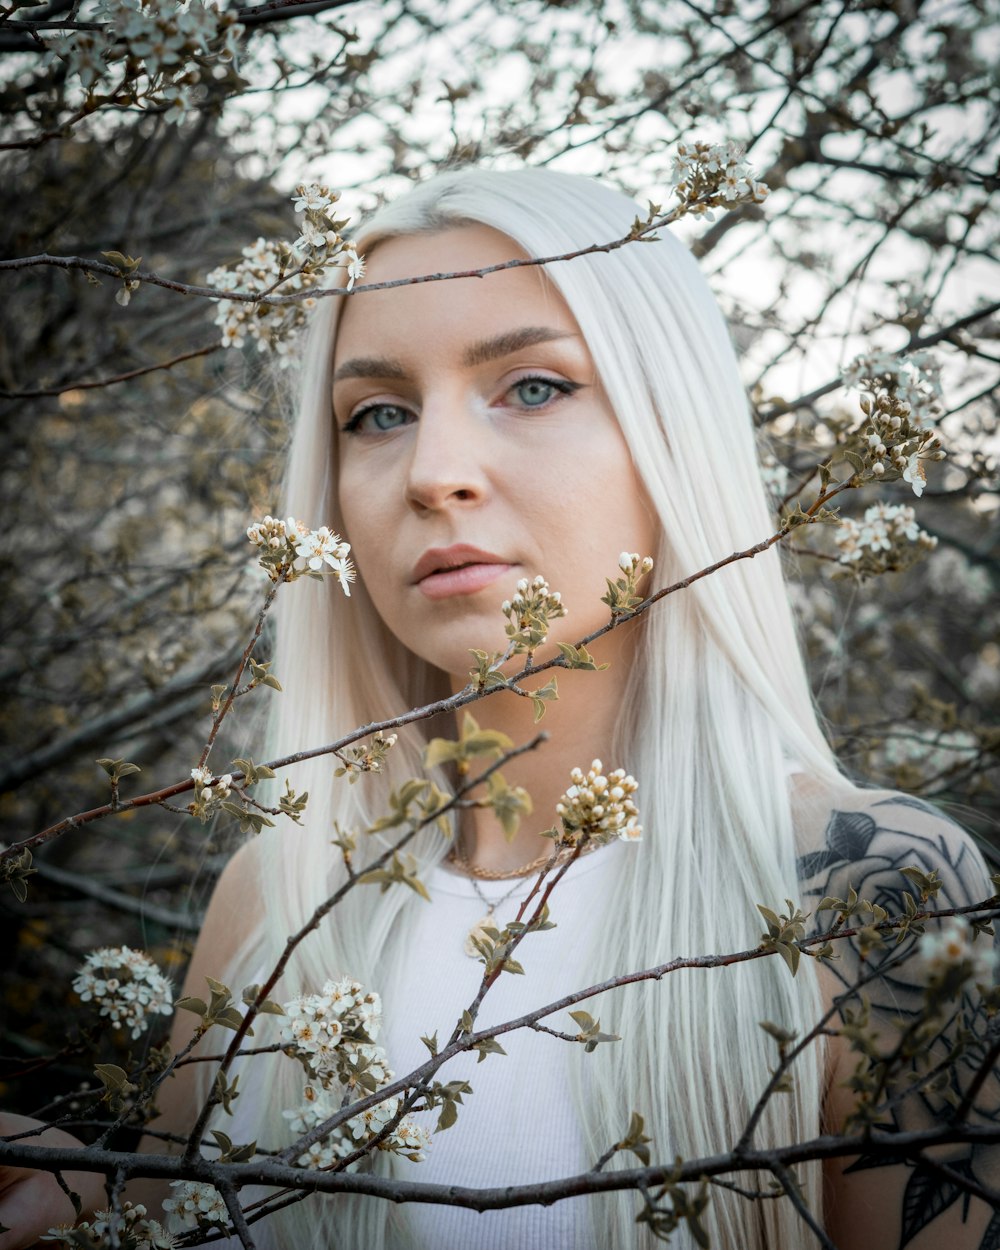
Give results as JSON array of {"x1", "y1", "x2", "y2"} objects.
[{"x1": 333, "y1": 224, "x2": 657, "y2": 679}]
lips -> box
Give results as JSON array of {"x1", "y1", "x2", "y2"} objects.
[{"x1": 412, "y1": 544, "x2": 515, "y2": 600}]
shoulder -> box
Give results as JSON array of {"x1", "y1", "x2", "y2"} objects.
[
  {"x1": 795, "y1": 786, "x2": 1000, "y2": 1249},
  {"x1": 198, "y1": 839, "x2": 263, "y2": 956},
  {"x1": 792, "y1": 781, "x2": 993, "y2": 917}
]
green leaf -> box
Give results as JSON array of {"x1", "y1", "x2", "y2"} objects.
[
  {"x1": 101, "y1": 249, "x2": 142, "y2": 272},
  {"x1": 94, "y1": 1062, "x2": 129, "y2": 1087},
  {"x1": 474, "y1": 1036, "x2": 507, "y2": 1063},
  {"x1": 174, "y1": 996, "x2": 208, "y2": 1017},
  {"x1": 757, "y1": 904, "x2": 781, "y2": 930},
  {"x1": 759, "y1": 1020, "x2": 797, "y2": 1045},
  {"x1": 96, "y1": 757, "x2": 141, "y2": 783},
  {"x1": 423, "y1": 737, "x2": 463, "y2": 769},
  {"x1": 776, "y1": 941, "x2": 800, "y2": 977},
  {"x1": 213, "y1": 1071, "x2": 240, "y2": 1115},
  {"x1": 437, "y1": 1098, "x2": 458, "y2": 1131}
]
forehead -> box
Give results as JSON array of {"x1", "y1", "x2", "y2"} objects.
[{"x1": 332, "y1": 224, "x2": 578, "y2": 362}]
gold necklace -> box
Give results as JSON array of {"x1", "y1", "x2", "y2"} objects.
[
  {"x1": 447, "y1": 832, "x2": 606, "y2": 881},
  {"x1": 447, "y1": 837, "x2": 557, "y2": 881}
]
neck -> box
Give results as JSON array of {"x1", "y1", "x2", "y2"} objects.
[{"x1": 447, "y1": 626, "x2": 638, "y2": 875}]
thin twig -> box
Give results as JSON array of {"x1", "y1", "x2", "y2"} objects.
[
  {"x1": 0, "y1": 342, "x2": 220, "y2": 399},
  {"x1": 769, "y1": 1161, "x2": 839, "y2": 1250},
  {"x1": 219, "y1": 1182, "x2": 257, "y2": 1250}
]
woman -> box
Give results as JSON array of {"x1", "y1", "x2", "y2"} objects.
[{"x1": 2, "y1": 167, "x2": 996, "y2": 1249}]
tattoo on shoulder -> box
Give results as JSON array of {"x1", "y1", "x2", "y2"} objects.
[{"x1": 796, "y1": 801, "x2": 1000, "y2": 1250}]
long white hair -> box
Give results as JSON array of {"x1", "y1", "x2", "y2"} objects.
[{"x1": 223, "y1": 167, "x2": 845, "y2": 1248}]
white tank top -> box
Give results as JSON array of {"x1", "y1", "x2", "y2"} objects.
[
  {"x1": 382, "y1": 839, "x2": 632, "y2": 1249},
  {"x1": 216, "y1": 839, "x2": 631, "y2": 1248}
]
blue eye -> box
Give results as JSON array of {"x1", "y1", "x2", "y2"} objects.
[
  {"x1": 511, "y1": 376, "x2": 578, "y2": 408},
  {"x1": 343, "y1": 404, "x2": 412, "y2": 434}
]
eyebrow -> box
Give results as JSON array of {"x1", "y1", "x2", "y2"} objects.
[{"x1": 332, "y1": 325, "x2": 577, "y2": 382}]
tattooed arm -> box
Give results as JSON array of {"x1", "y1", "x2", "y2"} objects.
[{"x1": 794, "y1": 788, "x2": 1000, "y2": 1250}]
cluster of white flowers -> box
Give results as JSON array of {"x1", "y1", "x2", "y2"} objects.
[
  {"x1": 834, "y1": 502, "x2": 937, "y2": 577},
  {"x1": 501, "y1": 575, "x2": 567, "y2": 652},
  {"x1": 842, "y1": 349, "x2": 945, "y2": 496},
  {"x1": 245, "y1": 514, "x2": 290, "y2": 549},
  {"x1": 280, "y1": 977, "x2": 432, "y2": 1166},
  {"x1": 918, "y1": 917, "x2": 997, "y2": 987},
  {"x1": 43, "y1": 0, "x2": 242, "y2": 126},
  {"x1": 190, "y1": 766, "x2": 232, "y2": 801},
  {"x1": 73, "y1": 946, "x2": 173, "y2": 1039},
  {"x1": 618, "y1": 552, "x2": 654, "y2": 578},
  {"x1": 207, "y1": 184, "x2": 360, "y2": 361},
  {"x1": 44, "y1": 1201, "x2": 177, "y2": 1248},
  {"x1": 843, "y1": 349, "x2": 943, "y2": 428},
  {"x1": 162, "y1": 1181, "x2": 228, "y2": 1233},
  {"x1": 601, "y1": 552, "x2": 655, "y2": 616},
  {"x1": 281, "y1": 976, "x2": 384, "y2": 1086},
  {"x1": 284, "y1": 1081, "x2": 431, "y2": 1167},
  {"x1": 556, "y1": 760, "x2": 642, "y2": 845},
  {"x1": 246, "y1": 514, "x2": 354, "y2": 592},
  {"x1": 206, "y1": 238, "x2": 319, "y2": 362},
  {"x1": 670, "y1": 140, "x2": 769, "y2": 219},
  {"x1": 291, "y1": 182, "x2": 365, "y2": 285}
]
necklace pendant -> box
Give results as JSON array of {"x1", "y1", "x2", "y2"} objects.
[{"x1": 464, "y1": 909, "x2": 496, "y2": 959}]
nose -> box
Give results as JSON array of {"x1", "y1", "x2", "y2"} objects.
[{"x1": 404, "y1": 399, "x2": 489, "y2": 515}]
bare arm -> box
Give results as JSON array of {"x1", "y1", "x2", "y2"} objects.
[
  {"x1": 797, "y1": 792, "x2": 1000, "y2": 1250},
  {"x1": 127, "y1": 841, "x2": 260, "y2": 1216}
]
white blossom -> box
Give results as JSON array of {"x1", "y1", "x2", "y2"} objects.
[
  {"x1": 918, "y1": 917, "x2": 997, "y2": 985},
  {"x1": 901, "y1": 453, "x2": 926, "y2": 498},
  {"x1": 292, "y1": 183, "x2": 338, "y2": 214},
  {"x1": 347, "y1": 1094, "x2": 400, "y2": 1141},
  {"x1": 344, "y1": 249, "x2": 366, "y2": 290},
  {"x1": 206, "y1": 236, "x2": 328, "y2": 363},
  {"x1": 73, "y1": 946, "x2": 173, "y2": 1039},
  {"x1": 294, "y1": 526, "x2": 355, "y2": 593},
  {"x1": 43, "y1": 1, "x2": 243, "y2": 124},
  {"x1": 162, "y1": 1180, "x2": 228, "y2": 1232},
  {"x1": 556, "y1": 760, "x2": 642, "y2": 844},
  {"x1": 502, "y1": 573, "x2": 567, "y2": 650},
  {"x1": 247, "y1": 514, "x2": 355, "y2": 591},
  {"x1": 842, "y1": 349, "x2": 943, "y2": 428},
  {"x1": 280, "y1": 978, "x2": 428, "y2": 1167},
  {"x1": 834, "y1": 502, "x2": 936, "y2": 574},
  {"x1": 670, "y1": 140, "x2": 769, "y2": 210},
  {"x1": 281, "y1": 978, "x2": 385, "y2": 1087},
  {"x1": 388, "y1": 1115, "x2": 433, "y2": 1161}
]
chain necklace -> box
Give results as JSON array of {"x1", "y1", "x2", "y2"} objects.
[
  {"x1": 449, "y1": 833, "x2": 606, "y2": 957},
  {"x1": 461, "y1": 874, "x2": 526, "y2": 959},
  {"x1": 447, "y1": 832, "x2": 605, "y2": 881}
]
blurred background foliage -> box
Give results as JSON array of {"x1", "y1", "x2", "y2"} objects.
[{"x1": 0, "y1": 0, "x2": 997, "y2": 1117}]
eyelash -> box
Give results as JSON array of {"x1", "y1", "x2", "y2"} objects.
[{"x1": 340, "y1": 374, "x2": 581, "y2": 435}]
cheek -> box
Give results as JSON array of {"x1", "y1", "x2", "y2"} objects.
[{"x1": 337, "y1": 465, "x2": 387, "y2": 557}]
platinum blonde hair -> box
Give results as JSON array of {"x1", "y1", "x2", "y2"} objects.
[{"x1": 222, "y1": 167, "x2": 846, "y2": 1248}]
